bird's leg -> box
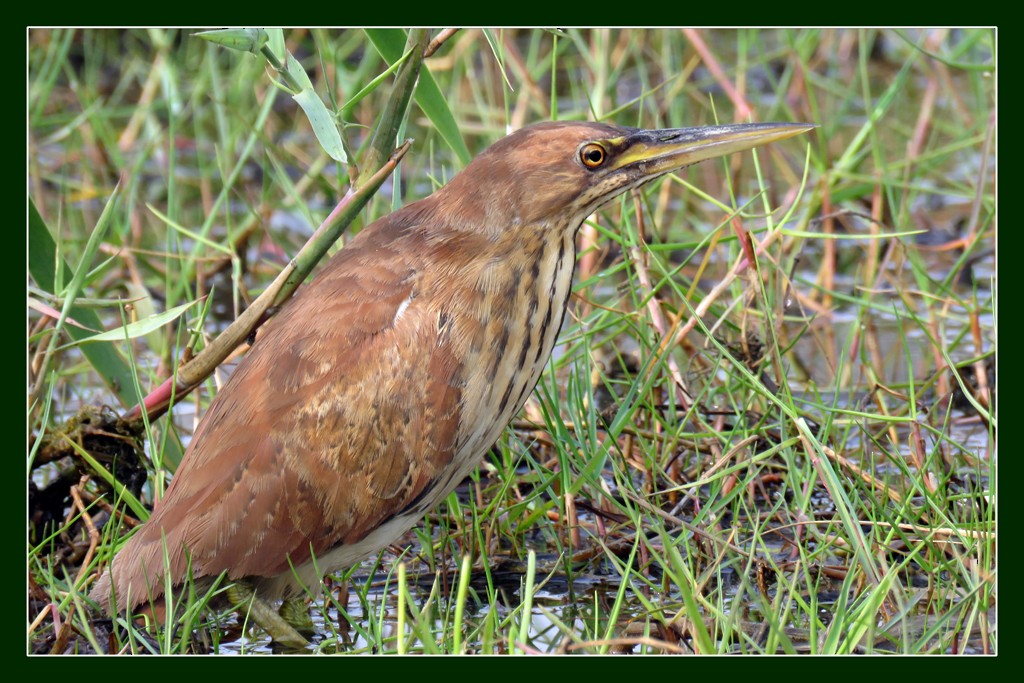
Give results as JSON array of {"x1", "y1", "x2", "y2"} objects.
[{"x1": 226, "y1": 581, "x2": 309, "y2": 649}]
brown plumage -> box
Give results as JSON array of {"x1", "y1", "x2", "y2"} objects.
[{"x1": 91, "y1": 120, "x2": 811, "y2": 619}]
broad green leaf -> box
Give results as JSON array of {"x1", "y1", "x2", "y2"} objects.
[
  {"x1": 193, "y1": 28, "x2": 268, "y2": 55},
  {"x1": 365, "y1": 28, "x2": 471, "y2": 165},
  {"x1": 279, "y1": 39, "x2": 347, "y2": 163},
  {"x1": 61, "y1": 298, "x2": 203, "y2": 347},
  {"x1": 293, "y1": 86, "x2": 347, "y2": 163},
  {"x1": 265, "y1": 28, "x2": 286, "y2": 60},
  {"x1": 198, "y1": 27, "x2": 346, "y2": 163}
]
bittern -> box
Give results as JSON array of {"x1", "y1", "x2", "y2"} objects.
[{"x1": 91, "y1": 120, "x2": 812, "y2": 642}]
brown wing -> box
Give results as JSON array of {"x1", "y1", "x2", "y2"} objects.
[{"x1": 95, "y1": 211, "x2": 465, "y2": 611}]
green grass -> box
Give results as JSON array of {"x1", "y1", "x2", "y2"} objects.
[{"x1": 28, "y1": 28, "x2": 995, "y2": 654}]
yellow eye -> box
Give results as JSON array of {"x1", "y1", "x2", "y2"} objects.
[{"x1": 579, "y1": 143, "x2": 606, "y2": 168}]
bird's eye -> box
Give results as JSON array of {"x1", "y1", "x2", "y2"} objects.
[{"x1": 579, "y1": 143, "x2": 607, "y2": 169}]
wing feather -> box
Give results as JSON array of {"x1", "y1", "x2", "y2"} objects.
[{"x1": 95, "y1": 209, "x2": 467, "y2": 611}]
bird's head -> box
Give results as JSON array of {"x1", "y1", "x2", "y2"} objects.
[{"x1": 434, "y1": 120, "x2": 814, "y2": 237}]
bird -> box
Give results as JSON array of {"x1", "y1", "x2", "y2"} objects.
[{"x1": 91, "y1": 119, "x2": 812, "y2": 643}]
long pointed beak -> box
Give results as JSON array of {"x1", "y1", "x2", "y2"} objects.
[{"x1": 611, "y1": 122, "x2": 815, "y2": 175}]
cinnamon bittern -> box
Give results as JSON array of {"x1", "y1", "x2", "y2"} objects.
[{"x1": 91, "y1": 120, "x2": 812, "y2": 639}]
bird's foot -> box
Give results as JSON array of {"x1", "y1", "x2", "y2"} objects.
[
  {"x1": 278, "y1": 595, "x2": 315, "y2": 636},
  {"x1": 226, "y1": 582, "x2": 309, "y2": 649}
]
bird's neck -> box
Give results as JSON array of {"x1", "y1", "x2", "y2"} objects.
[{"x1": 447, "y1": 226, "x2": 579, "y2": 460}]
